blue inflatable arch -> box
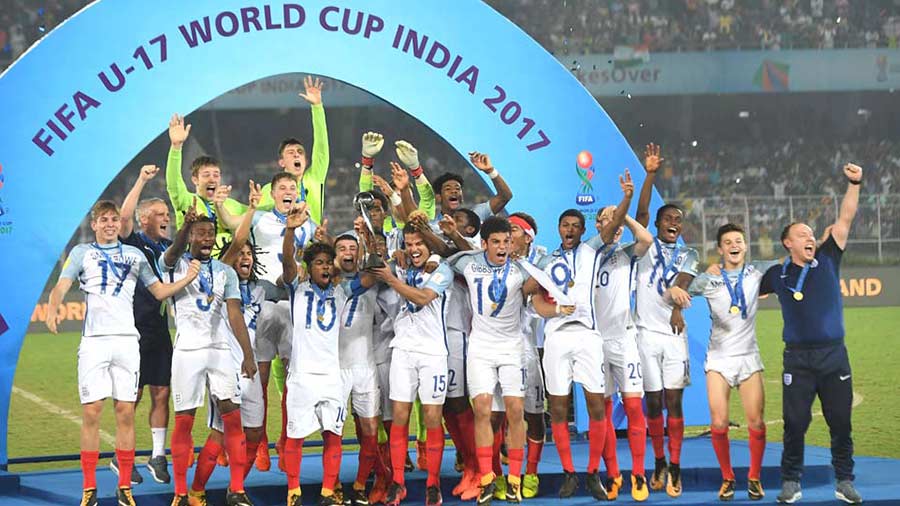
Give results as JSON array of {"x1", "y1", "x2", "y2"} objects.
[{"x1": 0, "y1": 0, "x2": 709, "y2": 464}]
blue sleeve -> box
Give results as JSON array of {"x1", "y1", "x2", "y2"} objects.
[
  {"x1": 473, "y1": 202, "x2": 493, "y2": 220},
  {"x1": 60, "y1": 245, "x2": 86, "y2": 280},
  {"x1": 760, "y1": 265, "x2": 777, "y2": 295},
  {"x1": 223, "y1": 265, "x2": 240, "y2": 300},
  {"x1": 137, "y1": 257, "x2": 159, "y2": 287},
  {"x1": 423, "y1": 263, "x2": 453, "y2": 295},
  {"x1": 340, "y1": 275, "x2": 369, "y2": 298},
  {"x1": 679, "y1": 248, "x2": 700, "y2": 277},
  {"x1": 819, "y1": 235, "x2": 843, "y2": 264}
]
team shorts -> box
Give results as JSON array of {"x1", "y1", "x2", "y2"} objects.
[
  {"x1": 376, "y1": 361, "x2": 393, "y2": 421},
  {"x1": 446, "y1": 328, "x2": 468, "y2": 399},
  {"x1": 603, "y1": 327, "x2": 645, "y2": 397},
  {"x1": 208, "y1": 373, "x2": 265, "y2": 431},
  {"x1": 467, "y1": 351, "x2": 525, "y2": 399},
  {"x1": 286, "y1": 371, "x2": 345, "y2": 438},
  {"x1": 543, "y1": 323, "x2": 605, "y2": 396},
  {"x1": 341, "y1": 366, "x2": 381, "y2": 419},
  {"x1": 255, "y1": 300, "x2": 292, "y2": 362},
  {"x1": 389, "y1": 348, "x2": 449, "y2": 405},
  {"x1": 171, "y1": 347, "x2": 242, "y2": 412},
  {"x1": 705, "y1": 352, "x2": 764, "y2": 388},
  {"x1": 523, "y1": 349, "x2": 545, "y2": 414},
  {"x1": 78, "y1": 336, "x2": 140, "y2": 404},
  {"x1": 637, "y1": 328, "x2": 690, "y2": 391}
]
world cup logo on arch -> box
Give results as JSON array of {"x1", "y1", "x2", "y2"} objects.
[{"x1": 575, "y1": 150, "x2": 595, "y2": 206}]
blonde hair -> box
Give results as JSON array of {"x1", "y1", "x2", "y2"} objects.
[{"x1": 90, "y1": 200, "x2": 120, "y2": 222}]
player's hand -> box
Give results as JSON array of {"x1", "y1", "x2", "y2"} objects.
[
  {"x1": 370, "y1": 265, "x2": 394, "y2": 283},
  {"x1": 644, "y1": 143, "x2": 663, "y2": 174},
  {"x1": 438, "y1": 214, "x2": 458, "y2": 236},
  {"x1": 298, "y1": 75, "x2": 324, "y2": 105},
  {"x1": 844, "y1": 163, "x2": 862, "y2": 183},
  {"x1": 248, "y1": 180, "x2": 262, "y2": 209},
  {"x1": 392, "y1": 250, "x2": 408, "y2": 270},
  {"x1": 168, "y1": 113, "x2": 191, "y2": 148},
  {"x1": 424, "y1": 254, "x2": 440, "y2": 273},
  {"x1": 706, "y1": 263, "x2": 722, "y2": 275},
  {"x1": 372, "y1": 174, "x2": 394, "y2": 197},
  {"x1": 186, "y1": 259, "x2": 202, "y2": 281},
  {"x1": 184, "y1": 197, "x2": 199, "y2": 224},
  {"x1": 619, "y1": 168, "x2": 634, "y2": 198},
  {"x1": 390, "y1": 162, "x2": 410, "y2": 191},
  {"x1": 213, "y1": 185, "x2": 231, "y2": 205},
  {"x1": 314, "y1": 218, "x2": 329, "y2": 243},
  {"x1": 362, "y1": 131, "x2": 384, "y2": 158},
  {"x1": 408, "y1": 210, "x2": 430, "y2": 231},
  {"x1": 395, "y1": 140, "x2": 420, "y2": 169},
  {"x1": 241, "y1": 356, "x2": 258, "y2": 379},
  {"x1": 353, "y1": 216, "x2": 367, "y2": 236},
  {"x1": 286, "y1": 202, "x2": 309, "y2": 229},
  {"x1": 469, "y1": 151, "x2": 494, "y2": 174},
  {"x1": 558, "y1": 305, "x2": 576, "y2": 316},
  {"x1": 667, "y1": 286, "x2": 692, "y2": 308},
  {"x1": 139, "y1": 164, "x2": 160, "y2": 182},
  {"x1": 44, "y1": 308, "x2": 62, "y2": 334},
  {"x1": 670, "y1": 308, "x2": 686, "y2": 334}
]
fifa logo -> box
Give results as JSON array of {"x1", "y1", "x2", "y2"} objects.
[
  {"x1": 575, "y1": 150, "x2": 595, "y2": 206},
  {"x1": 876, "y1": 55, "x2": 888, "y2": 82}
]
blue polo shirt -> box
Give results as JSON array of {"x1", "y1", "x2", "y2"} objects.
[
  {"x1": 760, "y1": 235, "x2": 844, "y2": 346},
  {"x1": 122, "y1": 231, "x2": 173, "y2": 348}
]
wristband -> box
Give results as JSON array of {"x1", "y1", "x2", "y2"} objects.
[
  {"x1": 488, "y1": 168, "x2": 500, "y2": 179},
  {"x1": 411, "y1": 166, "x2": 424, "y2": 178},
  {"x1": 390, "y1": 192, "x2": 403, "y2": 207},
  {"x1": 361, "y1": 156, "x2": 375, "y2": 167},
  {"x1": 555, "y1": 303, "x2": 561, "y2": 315},
  {"x1": 849, "y1": 179, "x2": 861, "y2": 186}
]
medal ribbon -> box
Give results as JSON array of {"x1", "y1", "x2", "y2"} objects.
[
  {"x1": 721, "y1": 265, "x2": 747, "y2": 319},
  {"x1": 92, "y1": 242, "x2": 127, "y2": 282},
  {"x1": 650, "y1": 237, "x2": 681, "y2": 295},
  {"x1": 781, "y1": 257, "x2": 811, "y2": 300}
]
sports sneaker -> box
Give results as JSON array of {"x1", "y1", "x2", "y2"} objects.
[
  {"x1": 666, "y1": 463, "x2": 682, "y2": 498},
  {"x1": 146, "y1": 455, "x2": 171, "y2": 484},
  {"x1": 506, "y1": 475, "x2": 522, "y2": 503},
  {"x1": 522, "y1": 473, "x2": 539, "y2": 499},
  {"x1": 606, "y1": 475, "x2": 623, "y2": 500},
  {"x1": 492, "y1": 474, "x2": 507, "y2": 501},
  {"x1": 776, "y1": 480, "x2": 802, "y2": 504},
  {"x1": 369, "y1": 473, "x2": 389, "y2": 504},
  {"x1": 649, "y1": 457, "x2": 667, "y2": 491},
  {"x1": 171, "y1": 495, "x2": 190, "y2": 506},
  {"x1": 748, "y1": 479, "x2": 764, "y2": 501},
  {"x1": 225, "y1": 489, "x2": 254, "y2": 506},
  {"x1": 81, "y1": 488, "x2": 98, "y2": 506},
  {"x1": 117, "y1": 487, "x2": 137, "y2": 506},
  {"x1": 288, "y1": 488, "x2": 302, "y2": 506},
  {"x1": 835, "y1": 480, "x2": 862, "y2": 504},
  {"x1": 558, "y1": 471, "x2": 579, "y2": 498},
  {"x1": 110, "y1": 456, "x2": 144, "y2": 485},
  {"x1": 346, "y1": 486, "x2": 369, "y2": 506},
  {"x1": 318, "y1": 493, "x2": 342, "y2": 506},
  {"x1": 425, "y1": 485, "x2": 443, "y2": 506},
  {"x1": 188, "y1": 489, "x2": 208, "y2": 506},
  {"x1": 631, "y1": 474, "x2": 649, "y2": 502},
  {"x1": 416, "y1": 441, "x2": 427, "y2": 471},
  {"x1": 477, "y1": 479, "x2": 496, "y2": 506},
  {"x1": 453, "y1": 469, "x2": 479, "y2": 497},
  {"x1": 718, "y1": 479, "x2": 735, "y2": 501},
  {"x1": 586, "y1": 471, "x2": 608, "y2": 500},
  {"x1": 255, "y1": 439, "x2": 271, "y2": 472},
  {"x1": 385, "y1": 482, "x2": 407, "y2": 506}
]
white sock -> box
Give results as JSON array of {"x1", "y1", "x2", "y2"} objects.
[{"x1": 151, "y1": 427, "x2": 167, "y2": 458}]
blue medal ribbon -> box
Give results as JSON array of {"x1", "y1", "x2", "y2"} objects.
[
  {"x1": 240, "y1": 281, "x2": 251, "y2": 306},
  {"x1": 721, "y1": 265, "x2": 747, "y2": 319},
  {"x1": 310, "y1": 282, "x2": 334, "y2": 320},
  {"x1": 201, "y1": 198, "x2": 217, "y2": 231},
  {"x1": 595, "y1": 243, "x2": 618, "y2": 271},
  {"x1": 186, "y1": 253, "x2": 215, "y2": 301},
  {"x1": 485, "y1": 252, "x2": 511, "y2": 307},
  {"x1": 92, "y1": 242, "x2": 127, "y2": 282},
  {"x1": 273, "y1": 209, "x2": 307, "y2": 248},
  {"x1": 550, "y1": 245, "x2": 577, "y2": 293},
  {"x1": 781, "y1": 257, "x2": 811, "y2": 301},
  {"x1": 650, "y1": 237, "x2": 681, "y2": 295}
]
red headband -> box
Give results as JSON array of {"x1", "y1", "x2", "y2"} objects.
[{"x1": 509, "y1": 216, "x2": 535, "y2": 238}]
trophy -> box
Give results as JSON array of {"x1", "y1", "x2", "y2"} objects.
[{"x1": 353, "y1": 191, "x2": 386, "y2": 270}]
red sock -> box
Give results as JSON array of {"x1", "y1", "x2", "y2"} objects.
[
  {"x1": 114, "y1": 448, "x2": 134, "y2": 489},
  {"x1": 322, "y1": 431, "x2": 343, "y2": 492},
  {"x1": 244, "y1": 438, "x2": 261, "y2": 478},
  {"x1": 426, "y1": 427, "x2": 445, "y2": 487},
  {"x1": 551, "y1": 422, "x2": 575, "y2": 473},
  {"x1": 81, "y1": 450, "x2": 99, "y2": 490},
  {"x1": 172, "y1": 413, "x2": 195, "y2": 495},
  {"x1": 456, "y1": 408, "x2": 478, "y2": 470},
  {"x1": 711, "y1": 427, "x2": 734, "y2": 480},
  {"x1": 476, "y1": 446, "x2": 493, "y2": 479},
  {"x1": 748, "y1": 426, "x2": 766, "y2": 481},
  {"x1": 602, "y1": 398, "x2": 620, "y2": 478},
  {"x1": 647, "y1": 415, "x2": 665, "y2": 460},
  {"x1": 389, "y1": 423, "x2": 409, "y2": 485},
  {"x1": 284, "y1": 437, "x2": 303, "y2": 489},
  {"x1": 443, "y1": 411, "x2": 464, "y2": 466},
  {"x1": 192, "y1": 436, "x2": 223, "y2": 492},
  {"x1": 491, "y1": 425, "x2": 503, "y2": 475},
  {"x1": 279, "y1": 384, "x2": 289, "y2": 448},
  {"x1": 507, "y1": 448, "x2": 524, "y2": 479},
  {"x1": 667, "y1": 416, "x2": 684, "y2": 465},
  {"x1": 222, "y1": 410, "x2": 247, "y2": 492},
  {"x1": 624, "y1": 397, "x2": 647, "y2": 476},
  {"x1": 355, "y1": 434, "x2": 378, "y2": 487},
  {"x1": 525, "y1": 438, "x2": 543, "y2": 475},
  {"x1": 588, "y1": 418, "x2": 607, "y2": 474}
]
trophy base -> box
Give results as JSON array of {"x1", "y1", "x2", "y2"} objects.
[{"x1": 362, "y1": 254, "x2": 386, "y2": 270}]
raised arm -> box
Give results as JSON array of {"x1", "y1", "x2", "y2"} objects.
[
  {"x1": 395, "y1": 141, "x2": 436, "y2": 220},
  {"x1": 221, "y1": 181, "x2": 261, "y2": 266},
  {"x1": 281, "y1": 202, "x2": 310, "y2": 286},
  {"x1": 147, "y1": 260, "x2": 200, "y2": 300},
  {"x1": 120, "y1": 165, "x2": 160, "y2": 238},
  {"x1": 165, "y1": 114, "x2": 194, "y2": 215},
  {"x1": 213, "y1": 184, "x2": 243, "y2": 232},
  {"x1": 438, "y1": 214, "x2": 474, "y2": 253},
  {"x1": 470, "y1": 151, "x2": 512, "y2": 214},
  {"x1": 625, "y1": 214, "x2": 653, "y2": 257},
  {"x1": 601, "y1": 169, "x2": 635, "y2": 244},
  {"x1": 358, "y1": 131, "x2": 384, "y2": 192},
  {"x1": 408, "y1": 211, "x2": 456, "y2": 257},
  {"x1": 636, "y1": 143, "x2": 663, "y2": 228},
  {"x1": 830, "y1": 163, "x2": 863, "y2": 250},
  {"x1": 164, "y1": 199, "x2": 198, "y2": 268},
  {"x1": 299, "y1": 76, "x2": 329, "y2": 223}
]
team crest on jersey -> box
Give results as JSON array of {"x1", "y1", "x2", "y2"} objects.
[{"x1": 783, "y1": 373, "x2": 792, "y2": 386}]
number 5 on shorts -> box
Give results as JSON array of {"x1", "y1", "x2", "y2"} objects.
[{"x1": 432, "y1": 374, "x2": 446, "y2": 394}]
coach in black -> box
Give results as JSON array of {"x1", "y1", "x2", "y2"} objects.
[{"x1": 761, "y1": 163, "x2": 863, "y2": 505}]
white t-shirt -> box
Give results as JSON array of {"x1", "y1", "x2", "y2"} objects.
[
  {"x1": 286, "y1": 277, "x2": 355, "y2": 374},
  {"x1": 224, "y1": 279, "x2": 265, "y2": 364},
  {"x1": 373, "y1": 283, "x2": 402, "y2": 365},
  {"x1": 162, "y1": 255, "x2": 240, "y2": 350},
  {"x1": 251, "y1": 210, "x2": 317, "y2": 286},
  {"x1": 61, "y1": 242, "x2": 159, "y2": 338},
  {"x1": 634, "y1": 238, "x2": 700, "y2": 335},
  {"x1": 539, "y1": 242, "x2": 598, "y2": 335},
  {"x1": 390, "y1": 262, "x2": 453, "y2": 356},
  {"x1": 587, "y1": 237, "x2": 641, "y2": 338},
  {"x1": 338, "y1": 272, "x2": 378, "y2": 369}
]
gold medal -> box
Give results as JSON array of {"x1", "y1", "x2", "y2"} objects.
[
  {"x1": 793, "y1": 291, "x2": 804, "y2": 301},
  {"x1": 206, "y1": 295, "x2": 214, "y2": 304},
  {"x1": 491, "y1": 303, "x2": 498, "y2": 311},
  {"x1": 729, "y1": 305, "x2": 739, "y2": 314},
  {"x1": 567, "y1": 280, "x2": 575, "y2": 288},
  {"x1": 318, "y1": 314, "x2": 325, "y2": 321}
]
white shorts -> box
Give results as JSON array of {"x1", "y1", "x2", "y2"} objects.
[
  {"x1": 286, "y1": 371, "x2": 345, "y2": 438},
  {"x1": 208, "y1": 373, "x2": 265, "y2": 431},
  {"x1": 603, "y1": 328, "x2": 645, "y2": 397},
  {"x1": 523, "y1": 350, "x2": 545, "y2": 415},
  {"x1": 467, "y1": 351, "x2": 525, "y2": 399},
  {"x1": 446, "y1": 329, "x2": 467, "y2": 399},
  {"x1": 77, "y1": 336, "x2": 140, "y2": 404},
  {"x1": 376, "y1": 361, "x2": 393, "y2": 421},
  {"x1": 637, "y1": 329, "x2": 690, "y2": 391},
  {"x1": 341, "y1": 366, "x2": 381, "y2": 419},
  {"x1": 543, "y1": 324, "x2": 605, "y2": 396},
  {"x1": 255, "y1": 300, "x2": 292, "y2": 362},
  {"x1": 389, "y1": 348, "x2": 449, "y2": 405},
  {"x1": 172, "y1": 347, "x2": 242, "y2": 412},
  {"x1": 705, "y1": 352, "x2": 764, "y2": 389}
]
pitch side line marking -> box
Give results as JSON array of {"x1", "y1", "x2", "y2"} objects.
[{"x1": 12, "y1": 386, "x2": 116, "y2": 445}]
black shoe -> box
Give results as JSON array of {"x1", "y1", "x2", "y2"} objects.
[
  {"x1": 170, "y1": 495, "x2": 189, "y2": 506},
  {"x1": 666, "y1": 463, "x2": 682, "y2": 498},
  {"x1": 748, "y1": 479, "x2": 765, "y2": 501},
  {"x1": 477, "y1": 481, "x2": 496, "y2": 505},
  {"x1": 346, "y1": 486, "x2": 369, "y2": 506},
  {"x1": 718, "y1": 479, "x2": 735, "y2": 501},
  {"x1": 650, "y1": 457, "x2": 667, "y2": 491},
  {"x1": 585, "y1": 472, "x2": 608, "y2": 500},
  {"x1": 319, "y1": 493, "x2": 342, "y2": 506},
  {"x1": 146, "y1": 455, "x2": 171, "y2": 484},
  {"x1": 225, "y1": 489, "x2": 254, "y2": 506},
  {"x1": 81, "y1": 488, "x2": 98, "y2": 506},
  {"x1": 386, "y1": 482, "x2": 406, "y2": 506},
  {"x1": 426, "y1": 485, "x2": 443, "y2": 506},
  {"x1": 116, "y1": 487, "x2": 137, "y2": 506},
  {"x1": 835, "y1": 480, "x2": 863, "y2": 504},
  {"x1": 110, "y1": 456, "x2": 144, "y2": 485},
  {"x1": 558, "y1": 471, "x2": 579, "y2": 498}
]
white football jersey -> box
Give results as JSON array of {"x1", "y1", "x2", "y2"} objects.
[
  {"x1": 251, "y1": 210, "x2": 316, "y2": 286},
  {"x1": 224, "y1": 279, "x2": 265, "y2": 364},
  {"x1": 589, "y1": 239, "x2": 640, "y2": 339},
  {"x1": 634, "y1": 238, "x2": 700, "y2": 334},
  {"x1": 287, "y1": 277, "x2": 353, "y2": 374},
  {"x1": 338, "y1": 272, "x2": 378, "y2": 369},
  {"x1": 390, "y1": 262, "x2": 453, "y2": 356},
  {"x1": 522, "y1": 246, "x2": 550, "y2": 351},
  {"x1": 540, "y1": 242, "x2": 598, "y2": 336},
  {"x1": 445, "y1": 277, "x2": 473, "y2": 334},
  {"x1": 451, "y1": 251, "x2": 531, "y2": 356},
  {"x1": 373, "y1": 283, "x2": 402, "y2": 365},
  {"x1": 61, "y1": 242, "x2": 159, "y2": 338},
  {"x1": 162, "y1": 255, "x2": 240, "y2": 350}
]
